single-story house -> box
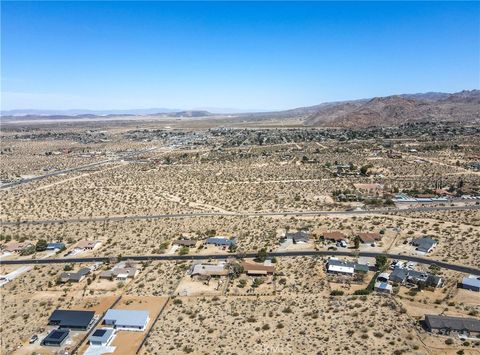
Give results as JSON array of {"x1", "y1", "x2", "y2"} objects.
[
  {"x1": 242, "y1": 261, "x2": 275, "y2": 276},
  {"x1": 99, "y1": 267, "x2": 138, "y2": 281},
  {"x1": 377, "y1": 272, "x2": 390, "y2": 283},
  {"x1": 48, "y1": 309, "x2": 95, "y2": 330},
  {"x1": 76, "y1": 240, "x2": 101, "y2": 250},
  {"x1": 390, "y1": 267, "x2": 442, "y2": 288},
  {"x1": 173, "y1": 239, "x2": 197, "y2": 247},
  {"x1": 425, "y1": 315, "x2": 480, "y2": 337},
  {"x1": 357, "y1": 232, "x2": 382, "y2": 245},
  {"x1": 327, "y1": 259, "x2": 354, "y2": 275},
  {"x1": 42, "y1": 329, "x2": 70, "y2": 347},
  {"x1": 89, "y1": 328, "x2": 115, "y2": 346},
  {"x1": 2, "y1": 241, "x2": 33, "y2": 253},
  {"x1": 46, "y1": 242, "x2": 65, "y2": 250},
  {"x1": 205, "y1": 237, "x2": 236, "y2": 248},
  {"x1": 103, "y1": 309, "x2": 149, "y2": 331},
  {"x1": 411, "y1": 237, "x2": 437, "y2": 253},
  {"x1": 322, "y1": 231, "x2": 347, "y2": 243},
  {"x1": 284, "y1": 230, "x2": 310, "y2": 244},
  {"x1": 374, "y1": 281, "x2": 393, "y2": 294},
  {"x1": 59, "y1": 267, "x2": 91, "y2": 283},
  {"x1": 459, "y1": 275, "x2": 480, "y2": 292},
  {"x1": 190, "y1": 263, "x2": 229, "y2": 278}
]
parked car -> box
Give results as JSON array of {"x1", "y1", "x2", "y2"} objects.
[{"x1": 29, "y1": 335, "x2": 38, "y2": 344}]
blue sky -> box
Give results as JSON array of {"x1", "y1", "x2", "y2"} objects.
[{"x1": 1, "y1": 1, "x2": 479, "y2": 111}]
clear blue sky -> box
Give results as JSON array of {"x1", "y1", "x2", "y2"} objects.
[{"x1": 1, "y1": 1, "x2": 479, "y2": 111}]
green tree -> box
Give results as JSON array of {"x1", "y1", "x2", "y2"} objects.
[
  {"x1": 354, "y1": 236, "x2": 360, "y2": 249},
  {"x1": 375, "y1": 255, "x2": 388, "y2": 270},
  {"x1": 254, "y1": 248, "x2": 268, "y2": 263},
  {"x1": 178, "y1": 246, "x2": 189, "y2": 255},
  {"x1": 35, "y1": 239, "x2": 48, "y2": 252}
]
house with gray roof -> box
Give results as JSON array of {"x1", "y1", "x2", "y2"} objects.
[
  {"x1": 103, "y1": 309, "x2": 149, "y2": 331},
  {"x1": 459, "y1": 275, "x2": 480, "y2": 292},
  {"x1": 425, "y1": 315, "x2": 480, "y2": 337},
  {"x1": 89, "y1": 328, "x2": 115, "y2": 346},
  {"x1": 411, "y1": 236, "x2": 437, "y2": 253},
  {"x1": 59, "y1": 267, "x2": 91, "y2": 283},
  {"x1": 390, "y1": 267, "x2": 442, "y2": 288},
  {"x1": 205, "y1": 237, "x2": 236, "y2": 248},
  {"x1": 284, "y1": 230, "x2": 310, "y2": 244}
]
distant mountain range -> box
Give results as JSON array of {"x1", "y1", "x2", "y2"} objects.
[{"x1": 2, "y1": 90, "x2": 479, "y2": 128}]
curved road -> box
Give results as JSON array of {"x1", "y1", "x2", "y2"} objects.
[
  {"x1": 1, "y1": 204, "x2": 478, "y2": 226},
  {"x1": 1, "y1": 250, "x2": 479, "y2": 275}
]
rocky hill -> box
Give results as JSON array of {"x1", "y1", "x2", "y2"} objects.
[{"x1": 303, "y1": 90, "x2": 479, "y2": 128}]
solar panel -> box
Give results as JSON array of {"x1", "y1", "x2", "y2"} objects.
[{"x1": 93, "y1": 329, "x2": 107, "y2": 337}]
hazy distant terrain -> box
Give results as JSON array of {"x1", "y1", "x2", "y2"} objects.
[{"x1": 2, "y1": 90, "x2": 479, "y2": 128}]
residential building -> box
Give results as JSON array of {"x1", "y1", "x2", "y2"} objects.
[
  {"x1": 42, "y1": 329, "x2": 69, "y2": 347},
  {"x1": 322, "y1": 231, "x2": 347, "y2": 243},
  {"x1": 190, "y1": 262, "x2": 229, "y2": 278},
  {"x1": 76, "y1": 240, "x2": 101, "y2": 250},
  {"x1": 2, "y1": 241, "x2": 33, "y2": 253},
  {"x1": 89, "y1": 328, "x2": 115, "y2": 346},
  {"x1": 390, "y1": 267, "x2": 442, "y2": 288},
  {"x1": 459, "y1": 275, "x2": 480, "y2": 292},
  {"x1": 46, "y1": 242, "x2": 65, "y2": 250},
  {"x1": 411, "y1": 237, "x2": 437, "y2": 253},
  {"x1": 59, "y1": 267, "x2": 91, "y2": 283},
  {"x1": 326, "y1": 259, "x2": 368, "y2": 276},
  {"x1": 205, "y1": 237, "x2": 236, "y2": 248},
  {"x1": 284, "y1": 230, "x2": 310, "y2": 244},
  {"x1": 173, "y1": 239, "x2": 197, "y2": 247},
  {"x1": 99, "y1": 267, "x2": 138, "y2": 281},
  {"x1": 103, "y1": 309, "x2": 149, "y2": 331},
  {"x1": 374, "y1": 282, "x2": 393, "y2": 294},
  {"x1": 241, "y1": 261, "x2": 275, "y2": 276},
  {"x1": 48, "y1": 309, "x2": 95, "y2": 330},
  {"x1": 425, "y1": 315, "x2": 480, "y2": 337},
  {"x1": 357, "y1": 232, "x2": 382, "y2": 245}
]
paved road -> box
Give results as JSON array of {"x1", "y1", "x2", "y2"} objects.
[
  {"x1": 2, "y1": 250, "x2": 479, "y2": 275},
  {"x1": 0, "y1": 147, "x2": 157, "y2": 190},
  {"x1": 1, "y1": 204, "x2": 478, "y2": 226}
]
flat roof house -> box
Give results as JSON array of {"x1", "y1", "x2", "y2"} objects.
[
  {"x1": 48, "y1": 309, "x2": 95, "y2": 330},
  {"x1": 76, "y1": 240, "x2": 100, "y2": 250},
  {"x1": 173, "y1": 239, "x2": 197, "y2": 247},
  {"x1": 46, "y1": 242, "x2": 65, "y2": 250},
  {"x1": 242, "y1": 261, "x2": 275, "y2": 276},
  {"x1": 205, "y1": 237, "x2": 236, "y2": 248},
  {"x1": 99, "y1": 267, "x2": 138, "y2": 281},
  {"x1": 411, "y1": 237, "x2": 437, "y2": 253},
  {"x1": 357, "y1": 232, "x2": 382, "y2": 245},
  {"x1": 59, "y1": 267, "x2": 91, "y2": 283},
  {"x1": 327, "y1": 259, "x2": 354, "y2": 275},
  {"x1": 322, "y1": 231, "x2": 347, "y2": 243},
  {"x1": 425, "y1": 315, "x2": 480, "y2": 337},
  {"x1": 374, "y1": 281, "x2": 393, "y2": 294},
  {"x1": 190, "y1": 263, "x2": 229, "y2": 278},
  {"x1": 459, "y1": 275, "x2": 480, "y2": 292},
  {"x1": 89, "y1": 328, "x2": 115, "y2": 346},
  {"x1": 2, "y1": 241, "x2": 33, "y2": 253},
  {"x1": 42, "y1": 329, "x2": 69, "y2": 347},
  {"x1": 390, "y1": 267, "x2": 442, "y2": 288},
  {"x1": 285, "y1": 230, "x2": 310, "y2": 244},
  {"x1": 103, "y1": 309, "x2": 149, "y2": 331}
]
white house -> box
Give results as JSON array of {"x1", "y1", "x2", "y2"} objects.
[{"x1": 103, "y1": 309, "x2": 149, "y2": 331}]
